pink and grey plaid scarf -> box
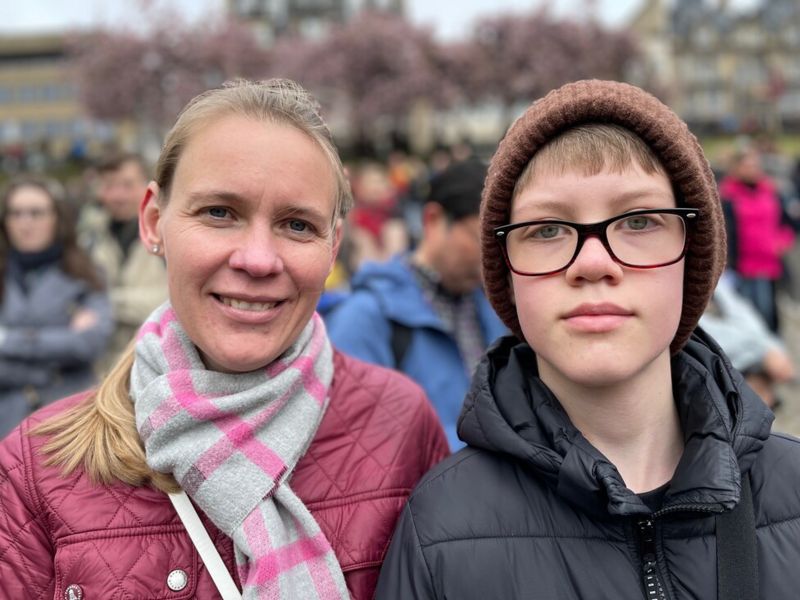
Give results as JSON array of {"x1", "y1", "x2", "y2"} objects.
[{"x1": 130, "y1": 302, "x2": 349, "y2": 599}]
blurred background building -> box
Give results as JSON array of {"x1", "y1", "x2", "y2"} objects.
[
  {"x1": 630, "y1": 0, "x2": 800, "y2": 135},
  {"x1": 1, "y1": 0, "x2": 800, "y2": 173},
  {"x1": 227, "y1": 0, "x2": 405, "y2": 42},
  {"x1": 0, "y1": 33, "x2": 118, "y2": 173}
]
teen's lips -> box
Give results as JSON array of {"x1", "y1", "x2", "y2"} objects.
[{"x1": 562, "y1": 302, "x2": 634, "y2": 332}]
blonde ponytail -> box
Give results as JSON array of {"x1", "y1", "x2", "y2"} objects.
[{"x1": 34, "y1": 340, "x2": 179, "y2": 493}]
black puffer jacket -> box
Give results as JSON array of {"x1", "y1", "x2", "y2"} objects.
[{"x1": 375, "y1": 332, "x2": 800, "y2": 599}]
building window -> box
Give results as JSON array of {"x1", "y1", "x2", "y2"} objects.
[
  {"x1": 693, "y1": 90, "x2": 724, "y2": 117},
  {"x1": 0, "y1": 86, "x2": 13, "y2": 104},
  {"x1": 43, "y1": 84, "x2": 73, "y2": 101},
  {"x1": 693, "y1": 57, "x2": 718, "y2": 82},
  {"x1": 735, "y1": 25, "x2": 762, "y2": 49},
  {"x1": 45, "y1": 120, "x2": 70, "y2": 137},
  {"x1": 783, "y1": 25, "x2": 800, "y2": 46},
  {"x1": 784, "y1": 61, "x2": 800, "y2": 82},
  {"x1": 693, "y1": 26, "x2": 715, "y2": 49},
  {"x1": 234, "y1": 0, "x2": 265, "y2": 17},
  {"x1": 20, "y1": 121, "x2": 42, "y2": 141},
  {"x1": 17, "y1": 86, "x2": 39, "y2": 103},
  {"x1": 736, "y1": 59, "x2": 765, "y2": 87},
  {"x1": 298, "y1": 17, "x2": 328, "y2": 38}
]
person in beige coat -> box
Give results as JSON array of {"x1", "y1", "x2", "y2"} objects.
[{"x1": 79, "y1": 153, "x2": 168, "y2": 373}]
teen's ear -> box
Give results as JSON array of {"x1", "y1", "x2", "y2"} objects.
[
  {"x1": 508, "y1": 273, "x2": 516, "y2": 306},
  {"x1": 140, "y1": 182, "x2": 163, "y2": 255}
]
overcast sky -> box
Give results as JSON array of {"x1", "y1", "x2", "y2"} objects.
[
  {"x1": 1, "y1": 0, "x2": 765, "y2": 40},
  {"x1": 0, "y1": 0, "x2": 644, "y2": 38}
]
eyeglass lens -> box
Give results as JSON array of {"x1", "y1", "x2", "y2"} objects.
[
  {"x1": 504, "y1": 212, "x2": 687, "y2": 275},
  {"x1": 6, "y1": 208, "x2": 53, "y2": 220}
]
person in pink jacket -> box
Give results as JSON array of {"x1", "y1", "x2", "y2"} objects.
[
  {"x1": 0, "y1": 78, "x2": 448, "y2": 600},
  {"x1": 719, "y1": 146, "x2": 795, "y2": 332}
]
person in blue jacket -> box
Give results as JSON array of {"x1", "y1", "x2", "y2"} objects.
[{"x1": 325, "y1": 159, "x2": 507, "y2": 449}]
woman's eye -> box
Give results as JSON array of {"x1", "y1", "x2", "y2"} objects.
[
  {"x1": 288, "y1": 219, "x2": 309, "y2": 233},
  {"x1": 207, "y1": 206, "x2": 230, "y2": 219}
]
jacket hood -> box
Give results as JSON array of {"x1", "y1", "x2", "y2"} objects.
[{"x1": 457, "y1": 329, "x2": 774, "y2": 518}]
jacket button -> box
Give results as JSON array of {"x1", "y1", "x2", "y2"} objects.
[
  {"x1": 167, "y1": 569, "x2": 189, "y2": 591},
  {"x1": 64, "y1": 584, "x2": 83, "y2": 600}
]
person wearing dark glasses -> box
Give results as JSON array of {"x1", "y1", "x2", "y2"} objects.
[{"x1": 376, "y1": 80, "x2": 800, "y2": 599}]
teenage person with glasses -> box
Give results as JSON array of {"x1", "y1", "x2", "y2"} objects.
[{"x1": 376, "y1": 80, "x2": 800, "y2": 599}]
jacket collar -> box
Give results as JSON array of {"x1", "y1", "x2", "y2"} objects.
[{"x1": 457, "y1": 330, "x2": 773, "y2": 518}]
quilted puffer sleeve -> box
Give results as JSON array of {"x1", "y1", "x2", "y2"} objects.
[{"x1": 0, "y1": 424, "x2": 55, "y2": 599}]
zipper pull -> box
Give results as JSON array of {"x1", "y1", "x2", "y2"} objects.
[{"x1": 637, "y1": 518, "x2": 668, "y2": 600}]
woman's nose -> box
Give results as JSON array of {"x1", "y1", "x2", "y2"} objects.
[
  {"x1": 564, "y1": 236, "x2": 623, "y2": 284},
  {"x1": 228, "y1": 227, "x2": 284, "y2": 277}
]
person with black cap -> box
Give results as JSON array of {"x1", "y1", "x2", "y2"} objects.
[
  {"x1": 325, "y1": 159, "x2": 507, "y2": 450},
  {"x1": 375, "y1": 80, "x2": 800, "y2": 599}
]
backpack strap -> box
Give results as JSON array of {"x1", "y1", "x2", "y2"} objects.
[
  {"x1": 390, "y1": 321, "x2": 413, "y2": 368},
  {"x1": 716, "y1": 473, "x2": 758, "y2": 600}
]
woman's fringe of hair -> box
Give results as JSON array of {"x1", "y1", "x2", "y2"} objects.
[{"x1": 32, "y1": 340, "x2": 179, "y2": 493}]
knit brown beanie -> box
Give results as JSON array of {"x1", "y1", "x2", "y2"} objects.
[{"x1": 481, "y1": 80, "x2": 726, "y2": 354}]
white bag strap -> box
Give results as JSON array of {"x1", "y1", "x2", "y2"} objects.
[{"x1": 168, "y1": 491, "x2": 243, "y2": 600}]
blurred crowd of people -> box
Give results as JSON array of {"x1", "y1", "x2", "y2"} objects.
[{"x1": 2, "y1": 133, "x2": 800, "y2": 438}]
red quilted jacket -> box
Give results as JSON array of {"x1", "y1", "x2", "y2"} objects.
[{"x1": 0, "y1": 350, "x2": 449, "y2": 599}]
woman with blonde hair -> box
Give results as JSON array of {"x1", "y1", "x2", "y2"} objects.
[{"x1": 0, "y1": 79, "x2": 447, "y2": 599}]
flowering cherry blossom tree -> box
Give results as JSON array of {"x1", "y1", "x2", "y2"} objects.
[
  {"x1": 452, "y1": 5, "x2": 638, "y2": 122},
  {"x1": 70, "y1": 3, "x2": 640, "y2": 155},
  {"x1": 69, "y1": 7, "x2": 269, "y2": 149}
]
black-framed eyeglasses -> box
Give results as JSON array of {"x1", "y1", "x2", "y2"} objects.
[{"x1": 494, "y1": 208, "x2": 699, "y2": 276}]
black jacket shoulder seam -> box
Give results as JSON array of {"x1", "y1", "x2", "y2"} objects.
[{"x1": 410, "y1": 449, "x2": 483, "y2": 498}]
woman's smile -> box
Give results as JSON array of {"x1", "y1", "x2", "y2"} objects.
[
  {"x1": 215, "y1": 294, "x2": 282, "y2": 312},
  {"x1": 213, "y1": 292, "x2": 288, "y2": 326}
]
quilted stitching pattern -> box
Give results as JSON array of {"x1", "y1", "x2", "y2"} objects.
[
  {"x1": 0, "y1": 457, "x2": 52, "y2": 600},
  {"x1": 54, "y1": 527, "x2": 199, "y2": 599},
  {"x1": 0, "y1": 352, "x2": 448, "y2": 600},
  {"x1": 295, "y1": 353, "x2": 445, "y2": 572}
]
